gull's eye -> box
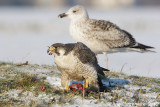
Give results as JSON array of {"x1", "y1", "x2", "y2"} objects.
[{"x1": 73, "y1": 10, "x2": 77, "y2": 13}]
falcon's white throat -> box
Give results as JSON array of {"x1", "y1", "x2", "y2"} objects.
[
  {"x1": 57, "y1": 48, "x2": 66, "y2": 56},
  {"x1": 54, "y1": 51, "x2": 76, "y2": 70}
]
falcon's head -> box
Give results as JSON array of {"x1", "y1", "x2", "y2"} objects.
[
  {"x1": 47, "y1": 43, "x2": 65, "y2": 56},
  {"x1": 47, "y1": 43, "x2": 75, "y2": 56},
  {"x1": 58, "y1": 5, "x2": 88, "y2": 20}
]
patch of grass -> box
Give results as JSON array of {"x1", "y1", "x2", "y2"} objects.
[
  {"x1": 0, "y1": 62, "x2": 55, "y2": 96},
  {"x1": 0, "y1": 98, "x2": 25, "y2": 107},
  {"x1": 105, "y1": 72, "x2": 120, "y2": 78},
  {"x1": 149, "y1": 87, "x2": 160, "y2": 93},
  {"x1": 0, "y1": 101, "x2": 9, "y2": 107},
  {"x1": 0, "y1": 73, "x2": 53, "y2": 96},
  {"x1": 16, "y1": 74, "x2": 53, "y2": 95},
  {"x1": 0, "y1": 62, "x2": 14, "y2": 66},
  {"x1": 129, "y1": 75, "x2": 160, "y2": 90},
  {"x1": 105, "y1": 71, "x2": 127, "y2": 79}
]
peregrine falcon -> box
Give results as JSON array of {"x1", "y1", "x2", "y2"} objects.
[
  {"x1": 47, "y1": 42, "x2": 108, "y2": 91},
  {"x1": 58, "y1": 5, "x2": 154, "y2": 68}
]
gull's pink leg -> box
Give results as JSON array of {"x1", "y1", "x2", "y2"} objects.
[
  {"x1": 96, "y1": 54, "x2": 98, "y2": 59},
  {"x1": 105, "y1": 55, "x2": 108, "y2": 69},
  {"x1": 103, "y1": 52, "x2": 108, "y2": 69}
]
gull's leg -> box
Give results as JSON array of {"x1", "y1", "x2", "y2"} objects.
[
  {"x1": 96, "y1": 54, "x2": 98, "y2": 60},
  {"x1": 106, "y1": 55, "x2": 108, "y2": 69},
  {"x1": 103, "y1": 53, "x2": 108, "y2": 69}
]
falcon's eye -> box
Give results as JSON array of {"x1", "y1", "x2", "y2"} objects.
[{"x1": 73, "y1": 10, "x2": 77, "y2": 13}]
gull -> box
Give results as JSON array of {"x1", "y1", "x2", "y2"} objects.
[{"x1": 58, "y1": 5, "x2": 154, "y2": 68}]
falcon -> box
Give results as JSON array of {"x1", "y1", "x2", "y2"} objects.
[
  {"x1": 58, "y1": 5, "x2": 154, "y2": 68},
  {"x1": 47, "y1": 42, "x2": 108, "y2": 91}
]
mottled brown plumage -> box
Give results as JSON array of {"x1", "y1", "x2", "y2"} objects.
[{"x1": 58, "y1": 5, "x2": 154, "y2": 54}]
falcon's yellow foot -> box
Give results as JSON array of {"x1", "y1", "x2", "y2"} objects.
[
  {"x1": 83, "y1": 80, "x2": 89, "y2": 88},
  {"x1": 85, "y1": 80, "x2": 89, "y2": 88},
  {"x1": 64, "y1": 80, "x2": 69, "y2": 91},
  {"x1": 65, "y1": 84, "x2": 69, "y2": 90}
]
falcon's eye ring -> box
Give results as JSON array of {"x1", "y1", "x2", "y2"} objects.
[{"x1": 73, "y1": 10, "x2": 76, "y2": 13}]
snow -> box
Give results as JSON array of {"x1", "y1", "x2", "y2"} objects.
[
  {"x1": 0, "y1": 7, "x2": 160, "y2": 78},
  {"x1": 46, "y1": 76, "x2": 61, "y2": 87}
]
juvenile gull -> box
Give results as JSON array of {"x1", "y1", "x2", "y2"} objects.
[
  {"x1": 47, "y1": 42, "x2": 108, "y2": 91},
  {"x1": 58, "y1": 5, "x2": 154, "y2": 68}
]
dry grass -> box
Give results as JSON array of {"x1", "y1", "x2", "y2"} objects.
[{"x1": 138, "y1": 87, "x2": 142, "y2": 107}]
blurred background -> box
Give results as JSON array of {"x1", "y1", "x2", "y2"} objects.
[
  {"x1": 0, "y1": 0, "x2": 160, "y2": 7},
  {"x1": 0, "y1": 0, "x2": 160, "y2": 77}
]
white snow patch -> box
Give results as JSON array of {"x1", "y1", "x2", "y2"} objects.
[{"x1": 46, "y1": 76, "x2": 61, "y2": 87}]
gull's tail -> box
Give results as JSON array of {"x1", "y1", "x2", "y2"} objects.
[{"x1": 131, "y1": 43, "x2": 156, "y2": 53}]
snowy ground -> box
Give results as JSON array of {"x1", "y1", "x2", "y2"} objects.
[
  {"x1": 0, "y1": 7, "x2": 160, "y2": 78},
  {"x1": 0, "y1": 63, "x2": 160, "y2": 106}
]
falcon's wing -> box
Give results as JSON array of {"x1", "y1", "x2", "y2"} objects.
[
  {"x1": 74, "y1": 42, "x2": 106, "y2": 76},
  {"x1": 86, "y1": 19, "x2": 136, "y2": 48},
  {"x1": 73, "y1": 42, "x2": 97, "y2": 64},
  {"x1": 63, "y1": 43, "x2": 76, "y2": 55}
]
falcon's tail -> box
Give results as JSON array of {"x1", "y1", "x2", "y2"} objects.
[
  {"x1": 97, "y1": 66, "x2": 109, "y2": 77},
  {"x1": 97, "y1": 66, "x2": 110, "y2": 92},
  {"x1": 98, "y1": 76, "x2": 104, "y2": 91},
  {"x1": 97, "y1": 73, "x2": 109, "y2": 92},
  {"x1": 101, "y1": 67, "x2": 109, "y2": 72}
]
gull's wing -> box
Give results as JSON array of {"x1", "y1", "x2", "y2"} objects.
[{"x1": 86, "y1": 19, "x2": 136, "y2": 48}]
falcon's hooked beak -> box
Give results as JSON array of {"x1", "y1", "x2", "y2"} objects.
[
  {"x1": 58, "y1": 13, "x2": 68, "y2": 18},
  {"x1": 47, "y1": 46, "x2": 55, "y2": 55}
]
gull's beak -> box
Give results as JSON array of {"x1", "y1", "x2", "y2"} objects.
[
  {"x1": 47, "y1": 46, "x2": 55, "y2": 55},
  {"x1": 58, "y1": 13, "x2": 68, "y2": 18}
]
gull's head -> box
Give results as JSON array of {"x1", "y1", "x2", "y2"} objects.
[{"x1": 58, "y1": 5, "x2": 89, "y2": 20}]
